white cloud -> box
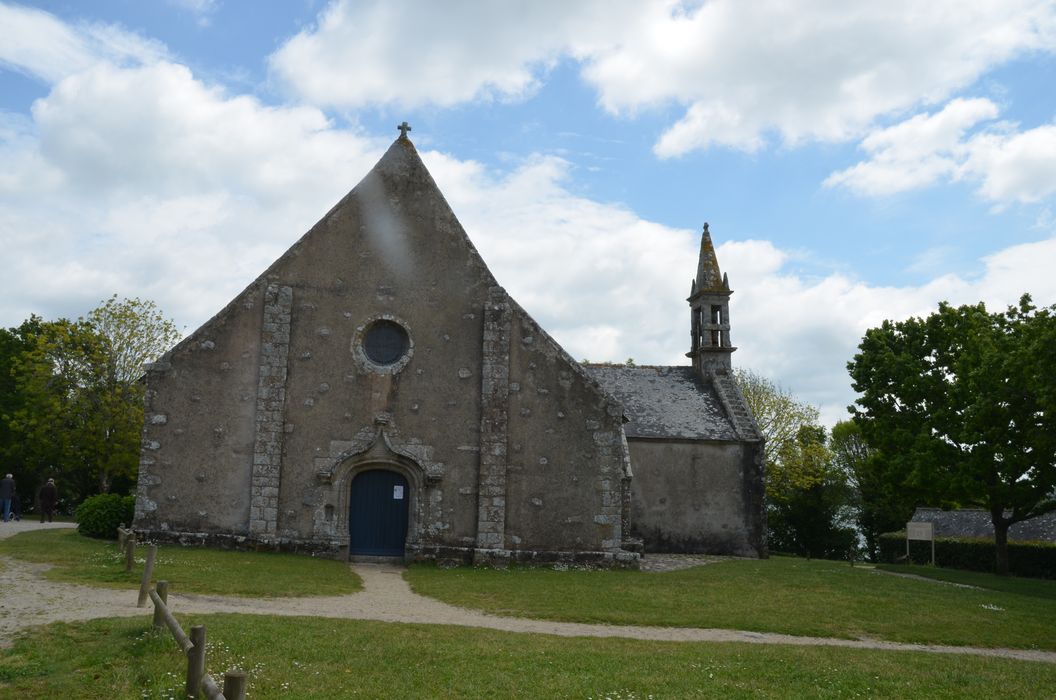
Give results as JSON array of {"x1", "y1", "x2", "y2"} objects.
[
  {"x1": 29, "y1": 62, "x2": 377, "y2": 201},
  {"x1": 270, "y1": 0, "x2": 1056, "y2": 155},
  {"x1": 826, "y1": 100, "x2": 1056, "y2": 206},
  {"x1": 0, "y1": 2, "x2": 167, "y2": 83},
  {"x1": 630, "y1": 1, "x2": 1055, "y2": 156},
  {"x1": 0, "y1": 54, "x2": 387, "y2": 330},
  {"x1": 962, "y1": 123, "x2": 1056, "y2": 204},
  {"x1": 269, "y1": 0, "x2": 627, "y2": 109},
  {"x1": 824, "y1": 98, "x2": 1000, "y2": 196}
]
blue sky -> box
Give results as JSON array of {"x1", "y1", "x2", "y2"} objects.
[{"x1": 2, "y1": 0, "x2": 1055, "y2": 425}]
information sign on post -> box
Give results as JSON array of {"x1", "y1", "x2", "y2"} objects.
[{"x1": 905, "y1": 521, "x2": 935, "y2": 565}]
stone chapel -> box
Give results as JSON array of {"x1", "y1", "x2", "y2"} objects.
[{"x1": 133, "y1": 129, "x2": 766, "y2": 565}]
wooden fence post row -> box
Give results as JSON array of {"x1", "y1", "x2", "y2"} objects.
[{"x1": 148, "y1": 580, "x2": 248, "y2": 700}]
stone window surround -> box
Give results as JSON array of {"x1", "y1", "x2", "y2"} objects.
[{"x1": 350, "y1": 313, "x2": 415, "y2": 375}]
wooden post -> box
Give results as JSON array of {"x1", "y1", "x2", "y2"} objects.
[
  {"x1": 138, "y1": 544, "x2": 158, "y2": 607},
  {"x1": 124, "y1": 532, "x2": 136, "y2": 573},
  {"x1": 201, "y1": 674, "x2": 224, "y2": 699},
  {"x1": 151, "y1": 587, "x2": 192, "y2": 652},
  {"x1": 223, "y1": 670, "x2": 247, "y2": 700},
  {"x1": 187, "y1": 625, "x2": 207, "y2": 699},
  {"x1": 152, "y1": 581, "x2": 169, "y2": 629}
]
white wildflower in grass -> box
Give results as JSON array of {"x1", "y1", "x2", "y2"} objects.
[{"x1": 981, "y1": 603, "x2": 1005, "y2": 611}]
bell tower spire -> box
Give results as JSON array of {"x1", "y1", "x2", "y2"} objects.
[{"x1": 687, "y1": 223, "x2": 735, "y2": 374}]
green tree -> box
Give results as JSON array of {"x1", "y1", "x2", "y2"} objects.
[
  {"x1": 7, "y1": 297, "x2": 180, "y2": 501},
  {"x1": 88, "y1": 295, "x2": 181, "y2": 385},
  {"x1": 0, "y1": 317, "x2": 48, "y2": 506},
  {"x1": 736, "y1": 368, "x2": 856, "y2": 558},
  {"x1": 767, "y1": 424, "x2": 857, "y2": 559},
  {"x1": 84, "y1": 295, "x2": 180, "y2": 494},
  {"x1": 830, "y1": 420, "x2": 917, "y2": 561},
  {"x1": 735, "y1": 367, "x2": 820, "y2": 468},
  {"x1": 848, "y1": 295, "x2": 1056, "y2": 574},
  {"x1": 10, "y1": 319, "x2": 129, "y2": 498}
]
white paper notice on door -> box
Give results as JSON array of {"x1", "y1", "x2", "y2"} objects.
[{"x1": 393, "y1": 485, "x2": 404, "y2": 500}]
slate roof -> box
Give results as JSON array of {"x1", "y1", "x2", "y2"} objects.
[
  {"x1": 911, "y1": 508, "x2": 1056, "y2": 543},
  {"x1": 584, "y1": 365, "x2": 738, "y2": 441}
]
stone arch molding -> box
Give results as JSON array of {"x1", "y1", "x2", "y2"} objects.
[{"x1": 311, "y1": 413, "x2": 445, "y2": 555}]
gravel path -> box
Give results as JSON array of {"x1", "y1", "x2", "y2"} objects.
[{"x1": 2, "y1": 522, "x2": 1053, "y2": 664}]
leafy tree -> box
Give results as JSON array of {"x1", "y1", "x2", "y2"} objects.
[
  {"x1": 10, "y1": 319, "x2": 132, "y2": 498},
  {"x1": 84, "y1": 295, "x2": 179, "y2": 494},
  {"x1": 0, "y1": 317, "x2": 48, "y2": 507},
  {"x1": 6, "y1": 297, "x2": 180, "y2": 502},
  {"x1": 88, "y1": 295, "x2": 181, "y2": 385},
  {"x1": 737, "y1": 368, "x2": 855, "y2": 558},
  {"x1": 831, "y1": 420, "x2": 917, "y2": 561},
  {"x1": 767, "y1": 424, "x2": 857, "y2": 559},
  {"x1": 735, "y1": 367, "x2": 820, "y2": 468},
  {"x1": 848, "y1": 295, "x2": 1056, "y2": 574}
]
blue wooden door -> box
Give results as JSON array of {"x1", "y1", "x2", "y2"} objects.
[{"x1": 349, "y1": 469, "x2": 409, "y2": 556}]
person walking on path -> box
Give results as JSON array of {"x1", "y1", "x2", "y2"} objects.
[
  {"x1": 38, "y1": 478, "x2": 58, "y2": 523},
  {"x1": 0, "y1": 474, "x2": 15, "y2": 522}
]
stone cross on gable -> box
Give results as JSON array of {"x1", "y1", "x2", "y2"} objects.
[{"x1": 398, "y1": 121, "x2": 412, "y2": 139}]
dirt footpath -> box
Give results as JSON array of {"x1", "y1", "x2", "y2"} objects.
[{"x1": 2, "y1": 522, "x2": 1054, "y2": 664}]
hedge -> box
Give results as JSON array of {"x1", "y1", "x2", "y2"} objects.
[
  {"x1": 75, "y1": 493, "x2": 136, "y2": 540},
  {"x1": 878, "y1": 531, "x2": 1056, "y2": 579}
]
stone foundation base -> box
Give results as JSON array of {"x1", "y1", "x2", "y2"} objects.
[
  {"x1": 133, "y1": 528, "x2": 640, "y2": 569},
  {"x1": 412, "y1": 544, "x2": 639, "y2": 569},
  {"x1": 134, "y1": 528, "x2": 345, "y2": 558}
]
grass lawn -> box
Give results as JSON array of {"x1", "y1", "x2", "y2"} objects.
[
  {"x1": 406, "y1": 558, "x2": 1056, "y2": 651},
  {"x1": 0, "y1": 528, "x2": 361, "y2": 597},
  {"x1": 2, "y1": 615, "x2": 1053, "y2": 699},
  {"x1": 875, "y1": 563, "x2": 1056, "y2": 599}
]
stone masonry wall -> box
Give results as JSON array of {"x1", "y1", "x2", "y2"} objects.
[
  {"x1": 249, "y1": 283, "x2": 293, "y2": 537},
  {"x1": 476, "y1": 286, "x2": 511, "y2": 553}
]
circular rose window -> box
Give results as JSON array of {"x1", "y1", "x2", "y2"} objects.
[
  {"x1": 353, "y1": 316, "x2": 414, "y2": 374},
  {"x1": 363, "y1": 320, "x2": 409, "y2": 365}
]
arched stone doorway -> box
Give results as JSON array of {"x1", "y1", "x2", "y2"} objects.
[{"x1": 348, "y1": 468, "x2": 410, "y2": 556}]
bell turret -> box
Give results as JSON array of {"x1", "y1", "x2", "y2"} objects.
[{"x1": 687, "y1": 223, "x2": 735, "y2": 374}]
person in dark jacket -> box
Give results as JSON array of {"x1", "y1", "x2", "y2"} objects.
[
  {"x1": 0, "y1": 474, "x2": 14, "y2": 522},
  {"x1": 38, "y1": 478, "x2": 58, "y2": 523}
]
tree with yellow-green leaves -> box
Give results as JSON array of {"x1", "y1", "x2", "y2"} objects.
[
  {"x1": 736, "y1": 368, "x2": 856, "y2": 559},
  {"x1": 734, "y1": 368, "x2": 819, "y2": 468},
  {"x1": 3, "y1": 297, "x2": 179, "y2": 505}
]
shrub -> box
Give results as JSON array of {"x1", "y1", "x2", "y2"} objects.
[
  {"x1": 878, "y1": 532, "x2": 1056, "y2": 579},
  {"x1": 76, "y1": 494, "x2": 135, "y2": 539}
]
